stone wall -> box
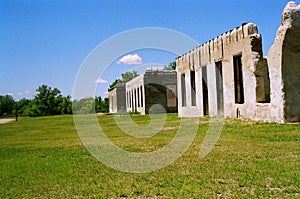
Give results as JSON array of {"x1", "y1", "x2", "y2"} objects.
[
  {"x1": 144, "y1": 69, "x2": 177, "y2": 113},
  {"x1": 126, "y1": 68, "x2": 177, "y2": 114},
  {"x1": 176, "y1": 23, "x2": 271, "y2": 120},
  {"x1": 176, "y1": 1, "x2": 300, "y2": 123},
  {"x1": 126, "y1": 74, "x2": 145, "y2": 113},
  {"x1": 108, "y1": 2, "x2": 299, "y2": 123},
  {"x1": 108, "y1": 83, "x2": 126, "y2": 113},
  {"x1": 268, "y1": 1, "x2": 300, "y2": 123}
]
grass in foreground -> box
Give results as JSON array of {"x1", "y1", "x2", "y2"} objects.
[{"x1": 0, "y1": 114, "x2": 299, "y2": 198}]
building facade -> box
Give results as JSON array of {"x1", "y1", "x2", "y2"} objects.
[
  {"x1": 108, "y1": 83, "x2": 126, "y2": 114},
  {"x1": 176, "y1": 1, "x2": 300, "y2": 123},
  {"x1": 126, "y1": 68, "x2": 177, "y2": 114},
  {"x1": 108, "y1": 2, "x2": 299, "y2": 123}
]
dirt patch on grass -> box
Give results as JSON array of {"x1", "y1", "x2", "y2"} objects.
[{"x1": 0, "y1": 119, "x2": 14, "y2": 124}]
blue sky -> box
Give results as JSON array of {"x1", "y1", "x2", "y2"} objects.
[{"x1": 0, "y1": 0, "x2": 292, "y2": 100}]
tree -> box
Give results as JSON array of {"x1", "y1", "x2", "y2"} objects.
[
  {"x1": 95, "y1": 96, "x2": 109, "y2": 113},
  {"x1": 72, "y1": 97, "x2": 95, "y2": 114},
  {"x1": 34, "y1": 84, "x2": 63, "y2": 116},
  {"x1": 95, "y1": 96, "x2": 102, "y2": 113},
  {"x1": 101, "y1": 98, "x2": 109, "y2": 112},
  {"x1": 0, "y1": 85, "x2": 77, "y2": 117},
  {"x1": 109, "y1": 79, "x2": 122, "y2": 89},
  {"x1": 61, "y1": 95, "x2": 72, "y2": 114},
  {"x1": 16, "y1": 98, "x2": 31, "y2": 116},
  {"x1": 121, "y1": 70, "x2": 139, "y2": 83},
  {"x1": 23, "y1": 103, "x2": 41, "y2": 117},
  {"x1": 0, "y1": 95, "x2": 15, "y2": 118},
  {"x1": 165, "y1": 61, "x2": 176, "y2": 70},
  {"x1": 109, "y1": 70, "x2": 139, "y2": 90}
]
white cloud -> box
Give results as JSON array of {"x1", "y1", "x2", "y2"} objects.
[
  {"x1": 94, "y1": 77, "x2": 108, "y2": 84},
  {"x1": 6, "y1": 93, "x2": 13, "y2": 96},
  {"x1": 25, "y1": 90, "x2": 30, "y2": 95},
  {"x1": 17, "y1": 92, "x2": 23, "y2": 96},
  {"x1": 116, "y1": 54, "x2": 142, "y2": 65}
]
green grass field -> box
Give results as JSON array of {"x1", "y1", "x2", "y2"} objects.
[{"x1": 0, "y1": 114, "x2": 299, "y2": 198}]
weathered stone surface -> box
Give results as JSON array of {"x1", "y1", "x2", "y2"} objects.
[
  {"x1": 176, "y1": 22, "x2": 269, "y2": 120},
  {"x1": 108, "y1": 2, "x2": 299, "y2": 123},
  {"x1": 126, "y1": 68, "x2": 177, "y2": 114},
  {"x1": 176, "y1": 1, "x2": 300, "y2": 123},
  {"x1": 268, "y1": 1, "x2": 300, "y2": 123},
  {"x1": 253, "y1": 57, "x2": 270, "y2": 103},
  {"x1": 108, "y1": 83, "x2": 126, "y2": 114}
]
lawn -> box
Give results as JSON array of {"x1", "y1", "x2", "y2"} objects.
[{"x1": 0, "y1": 114, "x2": 299, "y2": 198}]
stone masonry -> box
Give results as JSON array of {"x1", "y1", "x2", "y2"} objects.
[
  {"x1": 268, "y1": 1, "x2": 300, "y2": 123},
  {"x1": 108, "y1": 68, "x2": 177, "y2": 115},
  {"x1": 108, "y1": 83, "x2": 126, "y2": 114},
  {"x1": 108, "y1": 1, "x2": 299, "y2": 123},
  {"x1": 176, "y1": 1, "x2": 300, "y2": 123},
  {"x1": 126, "y1": 68, "x2": 177, "y2": 114}
]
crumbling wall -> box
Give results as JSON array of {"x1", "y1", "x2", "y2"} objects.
[
  {"x1": 125, "y1": 69, "x2": 177, "y2": 114},
  {"x1": 108, "y1": 83, "x2": 126, "y2": 113},
  {"x1": 268, "y1": 1, "x2": 300, "y2": 123},
  {"x1": 109, "y1": 88, "x2": 117, "y2": 113},
  {"x1": 144, "y1": 70, "x2": 177, "y2": 114},
  {"x1": 254, "y1": 58, "x2": 270, "y2": 103},
  {"x1": 126, "y1": 74, "x2": 145, "y2": 114},
  {"x1": 116, "y1": 86, "x2": 126, "y2": 112},
  {"x1": 177, "y1": 23, "x2": 269, "y2": 120}
]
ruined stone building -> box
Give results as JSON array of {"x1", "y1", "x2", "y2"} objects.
[
  {"x1": 176, "y1": 1, "x2": 300, "y2": 123},
  {"x1": 108, "y1": 83, "x2": 126, "y2": 113},
  {"x1": 108, "y1": 1, "x2": 299, "y2": 123},
  {"x1": 126, "y1": 68, "x2": 177, "y2": 114},
  {"x1": 108, "y1": 68, "x2": 177, "y2": 114}
]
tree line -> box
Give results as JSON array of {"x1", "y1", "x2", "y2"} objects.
[
  {"x1": 109, "y1": 70, "x2": 139, "y2": 89},
  {"x1": 0, "y1": 84, "x2": 109, "y2": 118}
]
